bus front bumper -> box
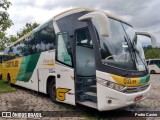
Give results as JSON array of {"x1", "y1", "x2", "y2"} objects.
[{"x1": 97, "y1": 83, "x2": 151, "y2": 111}]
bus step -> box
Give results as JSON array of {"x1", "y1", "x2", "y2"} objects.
[
  {"x1": 80, "y1": 92, "x2": 97, "y2": 103},
  {"x1": 77, "y1": 101, "x2": 97, "y2": 109},
  {"x1": 84, "y1": 85, "x2": 96, "y2": 93},
  {"x1": 83, "y1": 78, "x2": 96, "y2": 86},
  {"x1": 84, "y1": 92, "x2": 97, "y2": 97}
]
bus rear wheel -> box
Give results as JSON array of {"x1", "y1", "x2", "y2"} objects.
[
  {"x1": 48, "y1": 79, "x2": 57, "y2": 102},
  {"x1": 0, "y1": 74, "x2": 2, "y2": 80},
  {"x1": 7, "y1": 74, "x2": 11, "y2": 85},
  {"x1": 150, "y1": 70, "x2": 156, "y2": 74}
]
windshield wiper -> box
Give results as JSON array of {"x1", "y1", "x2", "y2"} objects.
[{"x1": 129, "y1": 35, "x2": 148, "y2": 73}]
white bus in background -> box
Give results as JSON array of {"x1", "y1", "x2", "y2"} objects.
[{"x1": 146, "y1": 59, "x2": 160, "y2": 74}]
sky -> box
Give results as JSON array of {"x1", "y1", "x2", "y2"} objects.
[{"x1": 6, "y1": 0, "x2": 160, "y2": 46}]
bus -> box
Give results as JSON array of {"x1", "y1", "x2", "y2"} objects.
[
  {"x1": 0, "y1": 53, "x2": 3, "y2": 79},
  {"x1": 146, "y1": 59, "x2": 160, "y2": 74},
  {"x1": 0, "y1": 53, "x2": 15, "y2": 80},
  {"x1": 2, "y1": 8, "x2": 157, "y2": 111}
]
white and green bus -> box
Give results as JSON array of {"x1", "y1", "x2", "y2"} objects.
[
  {"x1": 146, "y1": 59, "x2": 160, "y2": 74},
  {"x1": 2, "y1": 8, "x2": 157, "y2": 111}
]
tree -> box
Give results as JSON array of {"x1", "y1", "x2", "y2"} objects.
[
  {"x1": 145, "y1": 48, "x2": 160, "y2": 59},
  {"x1": 17, "y1": 22, "x2": 39, "y2": 38},
  {"x1": 0, "y1": 35, "x2": 17, "y2": 51},
  {"x1": 0, "y1": 22, "x2": 39, "y2": 51},
  {"x1": 9, "y1": 35, "x2": 17, "y2": 42},
  {"x1": 0, "y1": 0, "x2": 13, "y2": 39}
]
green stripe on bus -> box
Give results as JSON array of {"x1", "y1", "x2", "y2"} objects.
[
  {"x1": 140, "y1": 75, "x2": 150, "y2": 84},
  {"x1": 17, "y1": 53, "x2": 40, "y2": 82},
  {"x1": 17, "y1": 56, "x2": 31, "y2": 81}
]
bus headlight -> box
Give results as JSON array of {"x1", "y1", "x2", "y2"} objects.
[{"x1": 97, "y1": 79, "x2": 124, "y2": 91}]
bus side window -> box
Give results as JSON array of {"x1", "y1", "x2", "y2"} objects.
[
  {"x1": 8, "y1": 47, "x2": 13, "y2": 55},
  {"x1": 16, "y1": 42, "x2": 22, "y2": 57},
  {"x1": 36, "y1": 21, "x2": 55, "y2": 52},
  {"x1": 19, "y1": 40, "x2": 26, "y2": 56},
  {"x1": 76, "y1": 27, "x2": 93, "y2": 48},
  {"x1": 0, "y1": 56, "x2": 2, "y2": 63},
  {"x1": 56, "y1": 33, "x2": 73, "y2": 66},
  {"x1": 27, "y1": 35, "x2": 36, "y2": 54},
  {"x1": 45, "y1": 22, "x2": 56, "y2": 50},
  {"x1": 146, "y1": 60, "x2": 149, "y2": 65},
  {"x1": 150, "y1": 60, "x2": 153, "y2": 65}
]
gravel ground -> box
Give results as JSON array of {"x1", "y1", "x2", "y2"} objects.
[
  {"x1": 135, "y1": 74, "x2": 160, "y2": 109},
  {"x1": 0, "y1": 74, "x2": 159, "y2": 120}
]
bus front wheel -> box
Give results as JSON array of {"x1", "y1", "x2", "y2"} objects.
[{"x1": 48, "y1": 79, "x2": 57, "y2": 102}]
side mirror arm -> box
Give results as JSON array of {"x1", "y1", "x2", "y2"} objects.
[
  {"x1": 78, "y1": 11, "x2": 110, "y2": 37},
  {"x1": 136, "y1": 31, "x2": 157, "y2": 48}
]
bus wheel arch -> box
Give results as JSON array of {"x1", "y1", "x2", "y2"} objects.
[
  {"x1": 47, "y1": 76, "x2": 57, "y2": 102},
  {"x1": 150, "y1": 70, "x2": 156, "y2": 74}
]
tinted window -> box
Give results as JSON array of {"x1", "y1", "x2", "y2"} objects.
[
  {"x1": 0, "y1": 56, "x2": 2, "y2": 63},
  {"x1": 57, "y1": 33, "x2": 73, "y2": 66},
  {"x1": 149, "y1": 60, "x2": 157, "y2": 65},
  {"x1": 26, "y1": 35, "x2": 36, "y2": 55},
  {"x1": 8, "y1": 47, "x2": 13, "y2": 55},
  {"x1": 36, "y1": 21, "x2": 55, "y2": 52},
  {"x1": 11, "y1": 35, "x2": 36, "y2": 57},
  {"x1": 3, "y1": 55, "x2": 15, "y2": 61},
  {"x1": 76, "y1": 28, "x2": 93, "y2": 48}
]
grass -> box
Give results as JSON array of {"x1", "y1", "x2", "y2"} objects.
[{"x1": 0, "y1": 80, "x2": 16, "y2": 93}]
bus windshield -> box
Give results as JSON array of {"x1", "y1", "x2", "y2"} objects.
[{"x1": 93, "y1": 18, "x2": 146, "y2": 71}]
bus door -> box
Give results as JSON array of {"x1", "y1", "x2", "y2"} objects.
[{"x1": 55, "y1": 32, "x2": 75, "y2": 105}]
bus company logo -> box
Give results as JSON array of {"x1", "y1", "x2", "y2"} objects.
[
  {"x1": 56, "y1": 88, "x2": 70, "y2": 101},
  {"x1": 6, "y1": 61, "x2": 18, "y2": 68},
  {"x1": 123, "y1": 77, "x2": 136, "y2": 85},
  {"x1": 42, "y1": 59, "x2": 54, "y2": 66}
]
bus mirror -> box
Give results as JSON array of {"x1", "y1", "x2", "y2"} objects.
[
  {"x1": 136, "y1": 32, "x2": 157, "y2": 48},
  {"x1": 78, "y1": 11, "x2": 110, "y2": 37}
]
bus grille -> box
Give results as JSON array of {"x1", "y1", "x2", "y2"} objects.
[{"x1": 121, "y1": 84, "x2": 150, "y2": 93}]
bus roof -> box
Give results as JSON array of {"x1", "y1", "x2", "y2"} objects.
[
  {"x1": 8, "y1": 7, "x2": 132, "y2": 48},
  {"x1": 54, "y1": 8, "x2": 131, "y2": 26}
]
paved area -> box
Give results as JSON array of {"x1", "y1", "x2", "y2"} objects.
[
  {"x1": 135, "y1": 74, "x2": 160, "y2": 109},
  {"x1": 0, "y1": 74, "x2": 159, "y2": 120}
]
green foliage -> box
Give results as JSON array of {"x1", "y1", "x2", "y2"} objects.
[
  {"x1": 0, "y1": 35, "x2": 17, "y2": 51},
  {"x1": 0, "y1": 22, "x2": 39, "y2": 51},
  {"x1": 0, "y1": 1, "x2": 39, "y2": 51},
  {"x1": 8, "y1": 35, "x2": 17, "y2": 42},
  {"x1": 145, "y1": 48, "x2": 160, "y2": 59},
  {"x1": 17, "y1": 22, "x2": 39, "y2": 38},
  {"x1": 0, "y1": 0, "x2": 13, "y2": 39},
  {"x1": 0, "y1": 80, "x2": 16, "y2": 93}
]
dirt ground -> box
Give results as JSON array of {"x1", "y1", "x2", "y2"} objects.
[{"x1": 0, "y1": 74, "x2": 160, "y2": 120}]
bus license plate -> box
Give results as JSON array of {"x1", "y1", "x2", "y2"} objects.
[{"x1": 135, "y1": 95, "x2": 143, "y2": 101}]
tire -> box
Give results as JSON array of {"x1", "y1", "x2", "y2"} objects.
[
  {"x1": 48, "y1": 79, "x2": 57, "y2": 102},
  {"x1": 150, "y1": 70, "x2": 156, "y2": 74},
  {"x1": 7, "y1": 74, "x2": 11, "y2": 84},
  {"x1": 0, "y1": 74, "x2": 2, "y2": 80}
]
